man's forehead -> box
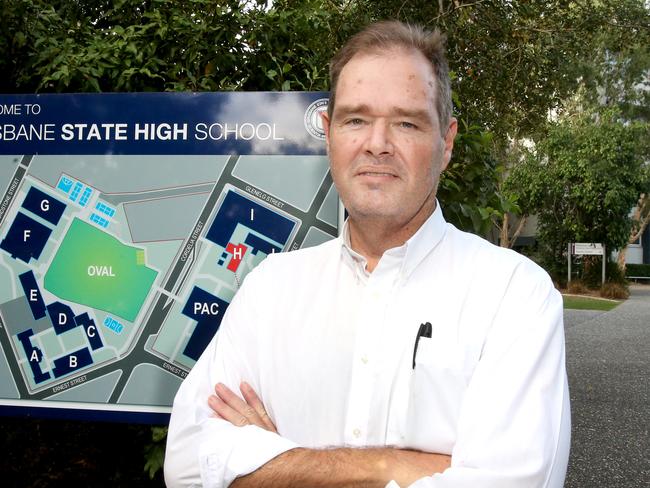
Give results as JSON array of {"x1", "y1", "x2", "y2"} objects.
[
  {"x1": 336, "y1": 48, "x2": 436, "y2": 93},
  {"x1": 333, "y1": 49, "x2": 437, "y2": 116},
  {"x1": 341, "y1": 46, "x2": 435, "y2": 78}
]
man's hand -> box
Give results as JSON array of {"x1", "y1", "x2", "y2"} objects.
[
  {"x1": 209, "y1": 381, "x2": 277, "y2": 433},
  {"x1": 209, "y1": 382, "x2": 450, "y2": 487},
  {"x1": 228, "y1": 447, "x2": 450, "y2": 488},
  {"x1": 386, "y1": 449, "x2": 451, "y2": 486}
]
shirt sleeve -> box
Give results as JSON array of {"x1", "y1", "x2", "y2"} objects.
[
  {"x1": 408, "y1": 260, "x2": 571, "y2": 488},
  {"x1": 164, "y1": 262, "x2": 299, "y2": 488}
]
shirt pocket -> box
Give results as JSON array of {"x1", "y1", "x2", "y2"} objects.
[{"x1": 404, "y1": 337, "x2": 468, "y2": 454}]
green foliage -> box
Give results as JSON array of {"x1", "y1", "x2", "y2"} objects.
[
  {"x1": 564, "y1": 257, "x2": 628, "y2": 291},
  {"x1": 511, "y1": 107, "x2": 650, "y2": 279},
  {"x1": 5, "y1": 1, "x2": 648, "y2": 134},
  {"x1": 1, "y1": 0, "x2": 343, "y2": 93},
  {"x1": 604, "y1": 261, "x2": 628, "y2": 287},
  {"x1": 3, "y1": 0, "x2": 649, "y2": 237},
  {"x1": 143, "y1": 426, "x2": 168, "y2": 480},
  {"x1": 352, "y1": 0, "x2": 650, "y2": 142},
  {"x1": 439, "y1": 122, "x2": 505, "y2": 235},
  {"x1": 625, "y1": 263, "x2": 650, "y2": 278},
  {"x1": 579, "y1": 12, "x2": 650, "y2": 123},
  {"x1": 581, "y1": 258, "x2": 628, "y2": 288}
]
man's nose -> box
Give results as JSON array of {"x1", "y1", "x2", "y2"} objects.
[{"x1": 363, "y1": 120, "x2": 394, "y2": 157}]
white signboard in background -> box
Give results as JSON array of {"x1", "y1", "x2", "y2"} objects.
[
  {"x1": 572, "y1": 243, "x2": 605, "y2": 256},
  {"x1": 568, "y1": 242, "x2": 606, "y2": 285}
]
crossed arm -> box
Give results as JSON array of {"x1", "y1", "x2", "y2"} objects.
[{"x1": 209, "y1": 381, "x2": 451, "y2": 488}]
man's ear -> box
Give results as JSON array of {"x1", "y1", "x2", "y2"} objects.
[
  {"x1": 321, "y1": 111, "x2": 331, "y2": 154},
  {"x1": 441, "y1": 117, "x2": 458, "y2": 172}
]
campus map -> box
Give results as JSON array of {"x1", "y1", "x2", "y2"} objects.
[{"x1": 0, "y1": 153, "x2": 338, "y2": 413}]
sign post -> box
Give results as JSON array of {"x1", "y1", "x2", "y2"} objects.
[
  {"x1": 566, "y1": 243, "x2": 573, "y2": 284},
  {"x1": 569, "y1": 242, "x2": 606, "y2": 285}
]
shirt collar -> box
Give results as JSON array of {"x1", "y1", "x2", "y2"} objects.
[
  {"x1": 339, "y1": 200, "x2": 447, "y2": 281},
  {"x1": 340, "y1": 220, "x2": 371, "y2": 282}
]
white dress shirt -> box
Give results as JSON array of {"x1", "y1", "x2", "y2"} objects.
[{"x1": 165, "y1": 203, "x2": 571, "y2": 487}]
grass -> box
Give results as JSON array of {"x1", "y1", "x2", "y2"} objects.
[{"x1": 562, "y1": 294, "x2": 621, "y2": 311}]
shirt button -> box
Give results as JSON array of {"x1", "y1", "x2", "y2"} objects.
[{"x1": 353, "y1": 428, "x2": 361, "y2": 438}]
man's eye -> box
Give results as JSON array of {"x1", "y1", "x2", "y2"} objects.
[
  {"x1": 346, "y1": 118, "x2": 364, "y2": 126},
  {"x1": 399, "y1": 121, "x2": 417, "y2": 129}
]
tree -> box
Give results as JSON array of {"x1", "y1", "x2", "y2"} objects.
[
  {"x1": 438, "y1": 121, "x2": 512, "y2": 237},
  {"x1": 494, "y1": 141, "x2": 535, "y2": 248},
  {"x1": 350, "y1": 0, "x2": 650, "y2": 140},
  {"x1": 0, "y1": 0, "x2": 345, "y2": 93},
  {"x1": 618, "y1": 193, "x2": 650, "y2": 271},
  {"x1": 511, "y1": 106, "x2": 650, "y2": 281},
  {"x1": 581, "y1": 14, "x2": 650, "y2": 271},
  {"x1": 356, "y1": 0, "x2": 650, "y2": 243},
  {"x1": 3, "y1": 1, "x2": 649, "y2": 238}
]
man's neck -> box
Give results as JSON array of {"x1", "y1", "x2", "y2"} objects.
[{"x1": 348, "y1": 201, "x2": 436, "y2": 273}]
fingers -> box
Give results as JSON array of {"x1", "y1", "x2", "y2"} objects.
[
  {"x1": 208, "y1": 382, "x2": 276, "y2": 433},
  {"x1": 240, "y1": 381, "x2": 277, "y2": 433},
  {"x1": 208, "y1": 391, "x2": 250, "y2": 427}
]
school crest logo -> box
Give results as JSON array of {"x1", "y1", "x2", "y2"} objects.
[{"x1": 304, "y1": 98, "x2": 329, "y2": 140}]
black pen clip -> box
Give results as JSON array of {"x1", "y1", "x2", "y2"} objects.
[{"x1": 412, "y1": 322, "x2": 433, "y2": 369}]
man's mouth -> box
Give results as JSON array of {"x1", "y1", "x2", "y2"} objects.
[
  {"x1": 358, "y1": 171, "x2": 397, "y2": 177},
  {"x1": 355, "y1": 165, "x2": 399, "y2": 179}
]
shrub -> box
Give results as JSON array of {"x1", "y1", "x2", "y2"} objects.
[
  {"x1": 582, "y1": 259, "x2": 627, "y2": 288},
  {"x1": 144, "y1": 426, "x2": 168, "y2": 479},
  {"x1": 567, "y1": 280, "x2": 589, "y2": 294},
  {"x1": 625, "y1": 263, "x2": 650, "y2": 278},
  {"x1": 600, "y1": 282, "x2": 629, "y2": 299}
]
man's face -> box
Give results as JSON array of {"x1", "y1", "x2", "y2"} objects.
[{"x1": 323, "y1": 48, "x2": 456, "y2": 227}]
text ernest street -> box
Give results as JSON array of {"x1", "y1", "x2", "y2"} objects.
[{"x1": 51, "y1": 374, "x2": 87, "y2": 393}]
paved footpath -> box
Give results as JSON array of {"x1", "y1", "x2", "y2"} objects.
[{"x1": 564, "y1": 284, "x2": 650, "y2": 488}]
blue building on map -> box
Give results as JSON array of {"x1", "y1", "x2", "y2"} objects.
[
  {"x1": 52, "y1": 347, "x2": 93, "y2": 378},
  {"x1": 206, "y1": 190, "x2": 295, "y2": 253},
  {"x1": 17, "y1": 329, "x2": 51, "y2": 384},
  {"x1": 47, "y1": 301, "x2": 77, "y2": 335},
  {"x1": 181, "y1": 286, "x2": 229, "y2": 361},
  {"x1": 21, "y1": 186, "x2": 67, "y2": 226},
  {"x1": 0, "y1": 212, "x2": 52, "y2": 263},
  {"x1": 19, "y1": 271, "x2": 47, "y2": 320}
]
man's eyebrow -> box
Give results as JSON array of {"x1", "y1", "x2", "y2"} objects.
[
  {"x1": 333, "y1": 104, "x2": 372, "y2": 116},
  {"x1": 334, "y1": 104, "x2": 433, "y2": 122},
  {"x1": 391, "y1": 107, "x2": 433, "y2": 121}
]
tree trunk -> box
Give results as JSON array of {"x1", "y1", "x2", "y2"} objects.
[
  {"x1": 500, "y1": 212, "x2": 510, "y2": 247},
  {"x1": 618, "y1": 245, "x2": 628, "y2": 272},
  {"x1": 509, "y1": 215, "x2": 528, "y2": 249},
  {"x1": 499, "y1": 213, "x2": 528, "y2": 249},
  {"x1": 616, "y1": 193, "x2": 650, "y2": 273},
  {"x1": 630, "y1": 201, "x2": 650, "y2": 243},
  {"x1": 620, "y1": 194, "x2": 650, "y2": 272}
]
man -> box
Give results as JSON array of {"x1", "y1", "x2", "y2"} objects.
[{"x1": 165, "y1": 21, "x2": 570, "y2": 487}]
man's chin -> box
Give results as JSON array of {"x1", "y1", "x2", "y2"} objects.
[{"x1": 346, "y1": 205, "x2": 400, "y2": 221}]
